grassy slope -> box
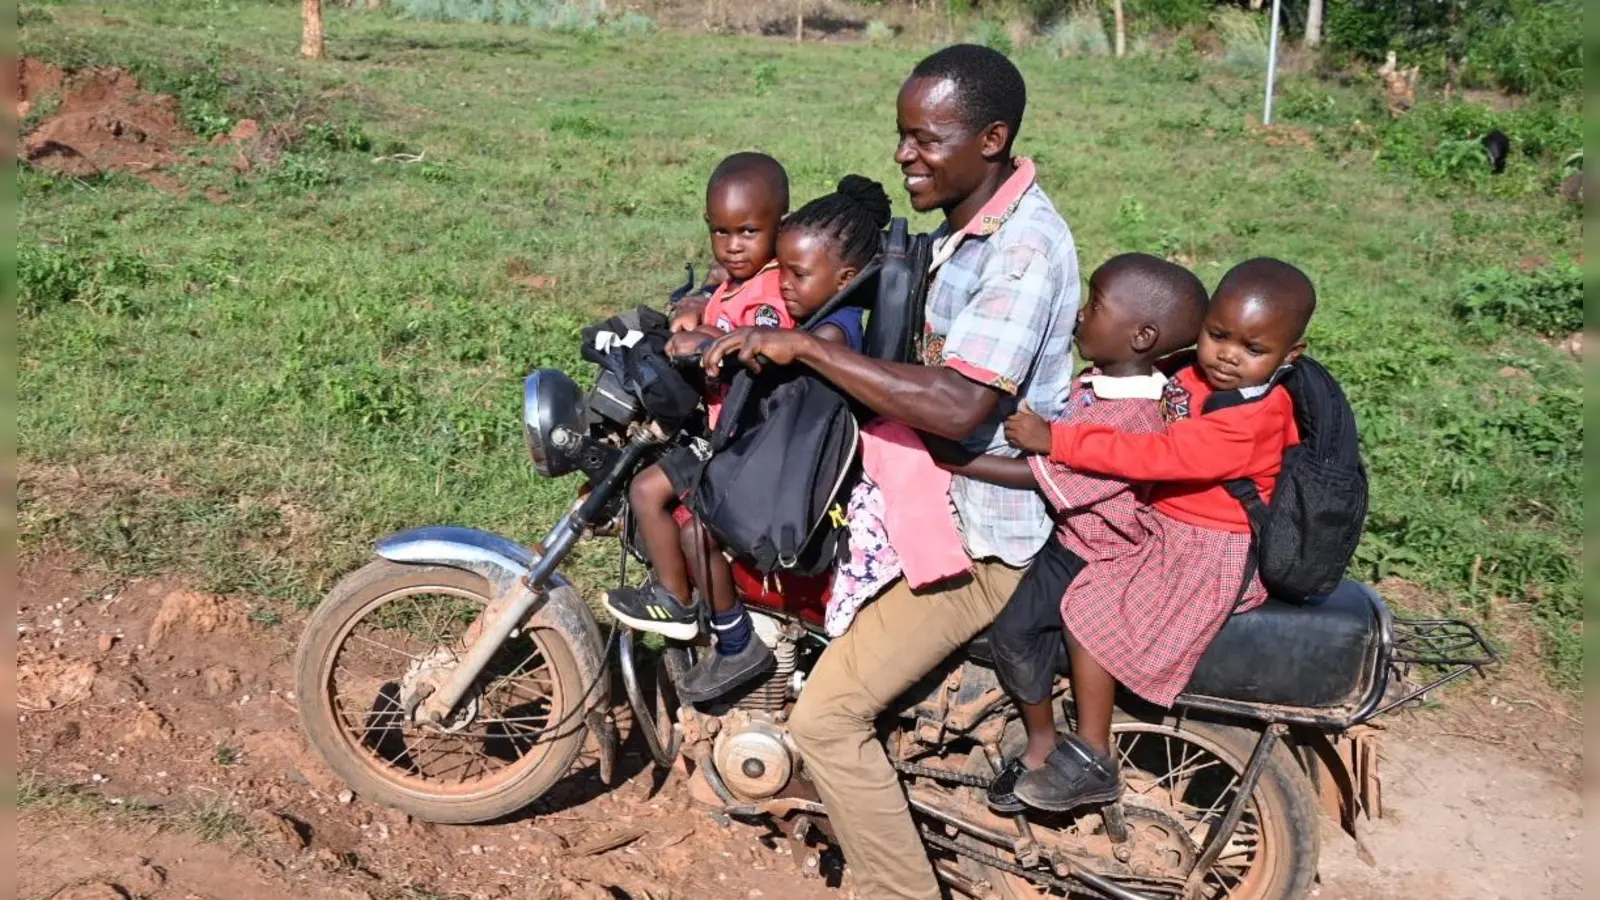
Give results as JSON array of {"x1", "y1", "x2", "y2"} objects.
[{"x1": 17, "y1": 2, "x2": 1581, "y2": 686}]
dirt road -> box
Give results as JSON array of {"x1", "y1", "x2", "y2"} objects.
[{"x1": 16, "y1": 554, "x2": 1581, "y2": 900}]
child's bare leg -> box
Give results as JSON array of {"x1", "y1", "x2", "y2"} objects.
[
  {"x1": 630, "y1": 464, "x2": 691, "y2": 601},
  {"x1": 1017, "y1": 699, "x2": 1060, "y2": 769},
  {"x1": 680, "y1": 519, "x2": 737, "y2": 613},
  {"x1": 1065, "y1": 633, "x2": 1116, "y2": 757}
]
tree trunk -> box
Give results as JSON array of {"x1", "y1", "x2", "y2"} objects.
[
  {"x1": 1112, "y1": 0, "x2": 1126, "y2": 58},
  {"x1": 366, "y1": 0, "x2": 381, "y2": 9},
  {"x1": 1304, "y1": 0, "x2": 1323, "y2": 48},
  {"x1": 302, "y1": 0, "x2": 325, "y2": 60}
]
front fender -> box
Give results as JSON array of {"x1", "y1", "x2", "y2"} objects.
[{"x1": 375, "y1": 525, "x2": 612, "y2": 739}]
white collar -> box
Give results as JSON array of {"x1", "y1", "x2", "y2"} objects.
[
  {"x1": 1237, "y1": 382, "x2": 1274, "y2": 400},
  {"x1": 1083, "y1": 371, "x2": 1168, "y2": 400}
]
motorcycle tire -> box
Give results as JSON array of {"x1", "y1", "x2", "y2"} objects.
[
  {"x1": 979, "y1": 711, "x2": 1320, "y2": 900},
  {"x1": 296, "y1": 561, "x2": 588, "y2": 824}
]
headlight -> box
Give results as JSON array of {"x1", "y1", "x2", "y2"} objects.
[{"x1": 523, "y1": 369, "x2": 585, "y2": 477}]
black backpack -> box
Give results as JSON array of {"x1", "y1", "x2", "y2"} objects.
[
  {"x1": 579, "y1": 307, "x2": 702, "y2": 432},
  {"x1": 684, "y1": 368, "x2": 859, "y2": 576},
  {"x1": 1205, "y1": 356, "x2": 1368, "y2": 602}
]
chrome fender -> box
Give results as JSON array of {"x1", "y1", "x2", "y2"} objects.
[{"x1": 375, "y1": 526, "x2": 614, "y2": 768}]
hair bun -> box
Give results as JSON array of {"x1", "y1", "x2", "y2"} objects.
[{"x1": 836, "y1": 174, "x2": 892, "y2": 229}]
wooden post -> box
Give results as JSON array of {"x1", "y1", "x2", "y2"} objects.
[
  {"x1": 1112, "y1": 0, "x2": 1126, "y2": 58},
  {"x1": 301, "y1": 0, "x2": 326, "y2": 60}
]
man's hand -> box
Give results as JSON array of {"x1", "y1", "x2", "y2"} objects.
[
  {"x1": 670, "y1": 298, "x2": 708, "y2": 333},
  {"x1": 1004, "y1": 407, "x2": 1053, "y2": 455},
  {"x1": 704, "y1": 327, "x2": 817, "y2": 376},
  {"x1": 666, "y1": 330, "x2": 712, "y2": 360}
]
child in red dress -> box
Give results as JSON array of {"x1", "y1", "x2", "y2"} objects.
[
  {"x1": 1000, "y1": 257, "x2": 1316, "y2": 812},
  {"x1": 930, "y1": 254, "x2": 1208, "y2": 814}
]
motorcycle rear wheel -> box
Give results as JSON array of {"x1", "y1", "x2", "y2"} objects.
[
  {"x1": 296, "y1": 561, "x2": 588, "y2": 824},
  {"x1": 979, "y1": 712, "x2": 1319, "y2": 900}
]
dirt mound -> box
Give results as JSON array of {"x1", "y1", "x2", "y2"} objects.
[
  {"x1": 18, "y1": 650, "x2": 98, "y2": 712},
  {"x1": 22, "y1": 64, "x2": 194, "y2": 178},
  {"x1": 16, "y1": 56, "x2": 66, "y2": 118},
  {"x1": 147, "y1": 589, "x2": 248, "y2": 645}
]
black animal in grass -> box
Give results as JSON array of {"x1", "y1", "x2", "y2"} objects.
[{"x1": 1482, "y1": 129, "x2": 1510, "y2": 174}]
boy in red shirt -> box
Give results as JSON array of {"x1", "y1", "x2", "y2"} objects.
[{"x1": 999, "y1": 257, "x2": 1313, "y2": 812}]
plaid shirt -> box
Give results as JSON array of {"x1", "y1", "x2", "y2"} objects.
[{"x1": 920, "y1": 160, "x2": 1081, "y2": 567}]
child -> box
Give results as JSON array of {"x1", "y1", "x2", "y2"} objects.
[
  {"x1": 999, "y1": 257, "x2": 1314, "y2": 813},
  {"x1": 606, "y1": 173, "x2": 892, "y2": 704},
  {"x1": 930, "y1": 254, "x2": 1209, "y2": 814}
]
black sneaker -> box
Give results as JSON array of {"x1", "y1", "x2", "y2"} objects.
[
  {"x1": 986, "y1": 757, "x2": 1030, "y2": 815},
  {"x1": 1012, "y1": 735, "x2": 1122, "y2": 813},
  {"x1": 676, "y1": 638, "x2": 776, "y2": 704},
  {"x1": 603, "y1": 582, "x2": 699, "y2": 641}
]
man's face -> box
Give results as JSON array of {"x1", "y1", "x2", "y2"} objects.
[
  {"x1": 705, "y1": 181, "x2": 781, "y2": 281},
  {"x1": 894, "y1": 76, "x2": 997, "y2": 214}
]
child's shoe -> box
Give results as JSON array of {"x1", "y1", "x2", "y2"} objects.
[
  {"x1": 1012, "y1": 735, "x2": 1122, "y2": 812},
  {"x1": 985, "y1": 757, "x2": 1030, "y2": 814},
  {"x1": 603, "y1": 582, "x2": 699, "y2": 641},
  {"x1": 677, "y1": 638, "x2": 775, "y2": 704}
]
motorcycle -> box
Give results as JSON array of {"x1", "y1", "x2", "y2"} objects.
[{"x1": 295, "y1": 234, "x2": 1496, "y2": 900}]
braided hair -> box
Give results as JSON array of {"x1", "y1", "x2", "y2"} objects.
[{"x1": 781, "y1": 175, "x2": 893, "y2": 268}]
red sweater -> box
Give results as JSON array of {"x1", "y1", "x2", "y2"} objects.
[{"x1": 1047, "y1": 366, "x2": 1299, "y2": 533}]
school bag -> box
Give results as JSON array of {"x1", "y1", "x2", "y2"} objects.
[
  {"x1": 579, "y1": 307, "x2": 702, "y2": 434},
  {"x1": 1206, "y1": 356, "x2": 1368, "y2": 602},
  {"x1": 684, "y1": 367, "x2": 860, "y2": 576}
]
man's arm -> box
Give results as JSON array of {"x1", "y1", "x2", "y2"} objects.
[{"x1": 703, "y1": 329, "x2": 1000, "y2": 440}]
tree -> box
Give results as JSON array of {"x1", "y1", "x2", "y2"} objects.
[
  {"x1": 1304, "y1": 0, "x2": 1324, "y2": 47},
  {"x1": 1112, "y1": 0, "x2": 1126, "y2": 58},
  {"x1": 302, "y1": 0, "x2": 325, "y2": 60}
]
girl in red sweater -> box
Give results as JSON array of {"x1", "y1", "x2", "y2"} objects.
[{"x1": 1001, "y1": 257, "x2": 1316, "y2": 812}]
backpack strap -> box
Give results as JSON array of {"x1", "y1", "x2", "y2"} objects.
[{"x1": 1224, "y1": 478, "x2": 1268, "y2": 608}]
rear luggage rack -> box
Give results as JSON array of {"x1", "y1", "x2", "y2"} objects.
[{"x1": 1375, "y1": 615, "x2": 1498, "y2": 716}]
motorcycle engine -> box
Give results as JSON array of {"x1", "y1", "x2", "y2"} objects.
[{"x1": 711, "y1": 612, "x2": 801, "y2": 800}]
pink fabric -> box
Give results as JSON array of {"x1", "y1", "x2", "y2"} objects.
[{"x1": 859, "y1": 419, "x2": 971, "y2": 587}]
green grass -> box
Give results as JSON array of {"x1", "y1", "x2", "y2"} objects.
[
  {"x1": 17, "y1": 1, "x2": 1581, "y2": 688},
  {"x1": 18, "y1": 771, "x2": 259, "y2": 844}
]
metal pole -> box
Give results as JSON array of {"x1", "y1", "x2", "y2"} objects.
[{"x1": 1263, "y1": 0, "x2": 1282, "y2": 124}]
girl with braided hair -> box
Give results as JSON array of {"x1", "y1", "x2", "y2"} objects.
[{"x1": 606, "y1": 174, "x2": 892, "y2": 704}]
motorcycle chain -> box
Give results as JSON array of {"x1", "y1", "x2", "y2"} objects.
[
  {"x1": 894, "y1": 759, "x2": 993, "y2": 789},
  {"x1": 923, "y1": 827, "x2": 1185, "y2": 900}
]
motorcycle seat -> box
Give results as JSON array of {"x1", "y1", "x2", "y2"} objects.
[
  {"x1": 1181, "y1": 579, "x2": 1385, "y2": 709},
  {"x1": 966, "y1": 579, "x2": 1385, "y2": 712}
]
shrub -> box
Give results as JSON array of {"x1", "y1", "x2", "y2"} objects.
[
  {"x1": 1452, "y1": 261, "x2": 1582, "y2": 338},
  {"x1": 18, "y1": 242, "x2": 151, "y2": 317},
  {"x1": 971, "y1": 18, "x2": 1014, "y2": 56},
  {"x1": 1046, "y1": 5, "x2": 1109, "y2": 58},
  {"x1": 1212, "y1": 7, "x2": 1268, "y2": 76},
  {"x1": 391, "y1": 0, "x2": 653, "y2": 35},
  {"x1": 864, "y1": 19, "x2": 895, "y2": 44}
]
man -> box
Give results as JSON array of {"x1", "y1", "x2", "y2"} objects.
[{"x1": 704, "y1": 45, "x2": 1080, "y2": 899}]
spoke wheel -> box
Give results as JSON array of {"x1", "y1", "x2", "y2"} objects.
[
  {"x1": 297, "y1": 562, "x2": 588, "y2": 823},
  {"x1": 977, "y1": 712, "x2": 1319, "y2": 900}
]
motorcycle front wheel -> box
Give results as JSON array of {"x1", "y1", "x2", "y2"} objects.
[{"x1": 296, "y1": 561, "x2": 588, "y2": 824}]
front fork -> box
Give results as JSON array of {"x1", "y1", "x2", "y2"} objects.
[{"x1": 414, "y1": 439, "x2": 653, "y2": 727}]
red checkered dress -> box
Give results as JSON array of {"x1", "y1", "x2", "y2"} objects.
[{"x1": 1038, "y1": 377, "x2": 1269, "y2": 707}]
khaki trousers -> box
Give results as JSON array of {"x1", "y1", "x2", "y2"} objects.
[{"x1": 789, "y1": 562, "x2": 1023, "y2": 900}]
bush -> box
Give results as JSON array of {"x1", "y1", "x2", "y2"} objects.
[
  {"x1": 864, "y1": 19, "x2": 895, "y2": 44},
  {"x1": 1211, "y1": 7, "x2": 1267, "y2": 76},
  {"x1": 1324, "y1": 0, "x2": 1580, "y2": 98},
  {"x1": 391, "y1": 0, "x2": 654, "y2": 34},
  {"x1": 1123, "y1": 0, "x2": 1211, "y2": 31},
  {"x1": 19, "y1": 242, "x2": 151, "y2": 317},
  {"x1": 1452, "y1": 261, "x2": 1582, "y2": 338},
  {"x1": 1046, "y1": 5, "x2": 1109, "y2": 58},
  {"x1": 970, "y1": 18, "x2": 1014, "y2": 56}
]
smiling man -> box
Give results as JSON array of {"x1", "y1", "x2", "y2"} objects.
[{"x1": 704, "y1": 44, "x2": 1079, "y2": 898}]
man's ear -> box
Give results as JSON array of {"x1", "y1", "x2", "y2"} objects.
[
  {"x1": 1131, "y1": 324, "x2": 1158, "y2": 353},
  {"x1": 979, "y1": 120, "x2": 1011, "y2": 160}
]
